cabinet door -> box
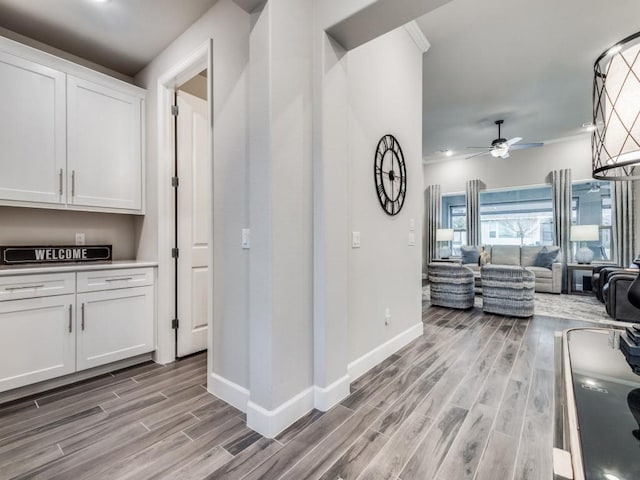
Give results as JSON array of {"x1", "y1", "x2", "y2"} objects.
[
  {"x1": 0, "y1": 294, "x2": 75, "y2": 393},
  {"x1": 76, "y1": 286, "x2": 154, "y2": 370},
  {"x1": 67, "y1": 76, "x2": 142, "y2": 211},
  {"x1": 0, "y1": 51, "x2": 66, "y2": 204}
]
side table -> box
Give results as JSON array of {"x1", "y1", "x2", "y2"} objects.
[
  {"x1": 566, "y1": 263, "x2": 595, "y2": 295},
  {"x1": 431, "y1": 258, "x2": 462, "y2": 264}
]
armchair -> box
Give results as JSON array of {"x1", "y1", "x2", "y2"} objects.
[
  {"x1": 603, "y1": 271, "x2": 640, "y2": 323},
  {"x1": 428, "y1": 262, "x2": 475, "y2": 309},
  {"x1": 593, "y1": 266, "x2": 624, "y2": 303}
]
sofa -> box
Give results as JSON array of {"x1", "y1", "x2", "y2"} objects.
[{"x1": 460, "y1": 244, "x2": 562, "y2": 294}]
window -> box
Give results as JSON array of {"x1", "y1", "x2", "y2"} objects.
[
  {"x1": 442, "y1": 194, "x2": 466, "y2": 256},
  {"x1": 479, "y1": 185, "x2": 553, "y2": 246},
  {"x1": 571, "y1": 180, "x2": 612, "y2": 261}
]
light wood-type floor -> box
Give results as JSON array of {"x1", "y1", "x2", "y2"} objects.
[{"x1": 1, "y1": 304, "x2": 591, "y2": 479}]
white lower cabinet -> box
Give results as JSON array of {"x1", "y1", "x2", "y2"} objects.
[
  {"x1": 0, "y1": 267, "x2": 155, "y2": 394},
  {"x1": 76, "y1": 286, "x2": 154, "y2": 370},
  {"x1": 0, "y1": 294, "x2": 76, "y2": 392}
]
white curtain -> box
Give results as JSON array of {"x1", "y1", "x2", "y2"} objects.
[
  {"x1": 466, "y1": 179, "x2": 483, "y2": 246},
  {"x1": 551, "y1": 169, "x2": 571, "y2": 293},
  {"x1": 423, "y1": 184, "x2": 441, "y2": 273},
  {"x1": 612, "y1": 180, "x2": 637, "y2": 267}
]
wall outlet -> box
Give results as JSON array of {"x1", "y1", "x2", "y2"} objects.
[
  {"x1": 242, "y1": 228, "x2": 250, "y2": 249},
  {"x1": 409, "y1": 218, "x2": 415, "y2": 231},
  {"x1": 75, "y1": 233, "x2": 85, "y2": 246},
  {"x1": 408, "y1": 232, "x2": 416, "y2": 246}
]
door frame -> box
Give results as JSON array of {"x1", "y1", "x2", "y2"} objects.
[{"x1": 155, "y1": 40, "x2": 213, "y2": 364}]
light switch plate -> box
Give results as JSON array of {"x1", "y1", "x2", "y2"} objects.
[
  {"x1": 242, "y1": 228, "x2": 250, "y2": 249},
  {"x1": 408, "y1": 232, "x2": 416, "y2": 246},
  {"x1": 409, "y1": 218, "x2": 415, "y2": 231},
  {"x1": 352, "y1": 231, "x2": 361, "y2": 248},
  {"x1": 75, "y1": 233, "x2": 85, "y2": 246}
]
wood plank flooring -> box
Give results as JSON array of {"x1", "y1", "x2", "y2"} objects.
[{"x1": 0, "y1": 303, "x2": 591, "y2": 479}]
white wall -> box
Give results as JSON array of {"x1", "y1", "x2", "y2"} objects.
[
  {"x1": 347, "y1": 27, "x2": 424, "y2": 362},
  {"x1": 248, "y1": 0, "x2": 314, "y2": 412},
  {"x1": 423, "y1": 135, "x2": 593, "y2": 193},
  {"x1": 134, "y1": 0, "x2": 250, "y2": 388},
  {"x1": 0, "y1": 207, "x2": 136, "y2": 260}
]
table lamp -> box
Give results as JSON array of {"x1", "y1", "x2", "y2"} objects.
[
  {"x1": 570, "y1": 225, "x2": 599, "y2": 264},
  {"x1": 436, "y1": 228, "x2": 454, "y2": 259}
]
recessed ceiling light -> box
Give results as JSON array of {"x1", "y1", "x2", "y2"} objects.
[{"x1": 445, "y1": 149, "x2": 453, "y2": 157}]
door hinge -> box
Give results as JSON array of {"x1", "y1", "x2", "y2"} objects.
[
  {"x1": 171, "y1": 176, "x2": 179, "y2": 188},
  {"x1": 171, "y1": 104, "x2": 179, "y2": 116},
  {"x1": 171, "y1": 248, "x2": 179, "y2": 258},
  {"x1": 172, "y1": 318, "x2": 179, "y2": 329}
]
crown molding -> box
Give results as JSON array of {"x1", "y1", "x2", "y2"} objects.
[{"x1": 404, "y1": 21, "x2": 431, "y2": 53}]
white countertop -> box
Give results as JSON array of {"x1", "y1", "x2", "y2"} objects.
[{"x1": 0, "y1": 260, "x2": 158, "y2": 276}]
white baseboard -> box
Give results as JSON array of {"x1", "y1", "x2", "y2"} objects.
[
  {"x1": 208, "y1": 372, "x2": 250, "y2": 413},
  {"x1": 348, "y1": 322, "x2": 424, "y2": 382},
  {"x1": 313, "y1": 374, "x2": 350, "y2": 412},
  {"x1": 247, "y1": 386, "x2": 315, "y2": 438}
]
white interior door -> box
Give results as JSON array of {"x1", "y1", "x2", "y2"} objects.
[{"x1": 177, "y1": 90, "x2": 209, "y2": 357}]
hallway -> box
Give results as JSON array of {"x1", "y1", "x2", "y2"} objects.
[{"x1": 0, "y1": 306, "x2": 587, "y2": 479}]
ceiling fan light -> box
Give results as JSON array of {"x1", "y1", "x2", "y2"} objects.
[{"x1": 491, "y1": 145, "x2": 509, "y2": 158}]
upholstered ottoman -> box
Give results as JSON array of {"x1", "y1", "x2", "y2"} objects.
[
  {"x1": 428, "y1": 262, "x2": 475, "y2": 309},
  {"x1": 481, "y1": 264, "x2": 535, "y2": 317}
]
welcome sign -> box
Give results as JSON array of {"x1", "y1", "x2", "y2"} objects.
[{"x1": 0, "y1": 245, "x2": 112, "y2": 265}]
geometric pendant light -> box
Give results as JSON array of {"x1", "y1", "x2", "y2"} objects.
[{"x1": 592, "y1": 31, "x2": 640, "y2": 180}]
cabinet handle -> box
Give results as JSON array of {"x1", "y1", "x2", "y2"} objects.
[
  {"x1": 59, "y1": 169, "x2": 63, "y2": 196},
  {"x1": 105, "y1": 277, "x2": 133, "y2": 282},
  {"x1": 68, "y1": 304, "x2": 73, "y2": 333},
  {"x1": 71, "y1": 170, "x2": 76, "y2": 197},
  {"x1": 81, "y1": 303, "x2": 85, "y2": 331},
  {"x1": 5, "y1": 284, "x2": 45, "y2": 291}
]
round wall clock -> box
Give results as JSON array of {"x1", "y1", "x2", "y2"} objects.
[{"x1": 374, "y1": 134, "x2": 406, "y2": 216}]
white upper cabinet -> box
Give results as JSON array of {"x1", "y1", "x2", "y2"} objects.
[
  {"x1": 67, "y1": 76, "x2": 142, "y2": 211},
  {"x1": 0, "y1": 36, "x2": 145, "y2": 214},
  {"x1": 0, "y1": 52, "x2": 66, "y2": 204}
]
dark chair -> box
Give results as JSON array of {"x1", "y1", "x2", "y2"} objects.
[
  {"x1": 592, "y1": 266, "x2": 624, "y2": 303},
  {"x1": 603, "y1": 271, "x2": 640, "y2": 323},
  {"x1": 629, "y1": 256, "x2": 640, "y2": 309}
]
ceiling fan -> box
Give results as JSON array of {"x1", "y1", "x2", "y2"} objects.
[{"x1": 465, "y1": 120, "x2": 543, "y2": 159}]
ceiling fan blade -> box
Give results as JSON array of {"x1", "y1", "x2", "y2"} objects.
[
  {"x1": 506, "y1": 136, "x2": 522, "y2": 146},
  {"x1": 501, "y1": 151, "x2": 510, "y2": 159},
  {"x1": 509, "y1": 142, "x2": 544, "y2": 150},
  {"x1": 466, "y1": 146, "x2": 491, "y2": 149},
  {"x1": 465, "y1": 151, "x2": 491, "y2": 160}
]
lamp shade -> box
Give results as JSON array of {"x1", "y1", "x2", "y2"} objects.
[
  {"x1": 570, "y1": 225, "x2": 600, "y2": 242},
  {"x1": 436, "y1": 228, "x2": 454, "y2": 241},
  {"x1": 592, "y1": 31, "x2": 640, "y2": 180}
]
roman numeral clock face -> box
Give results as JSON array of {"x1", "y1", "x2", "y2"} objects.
[{"x1": 374, "y1": 134, "x2": 407, "y2": 216}]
